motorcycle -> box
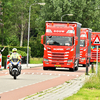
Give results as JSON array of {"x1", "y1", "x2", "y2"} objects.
[{"x1": 9, "y1": 59, "x2": 21, "y2": 79}]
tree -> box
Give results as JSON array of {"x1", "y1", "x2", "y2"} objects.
[{"x1": 37, "y1": 0, "x2": 100, "y2": 32}]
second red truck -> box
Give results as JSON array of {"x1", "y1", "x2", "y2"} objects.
[{"x1": 79, "y1": 28, "x2": 92, "y2": 66}]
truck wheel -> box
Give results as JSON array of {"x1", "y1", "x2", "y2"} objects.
[
  {"x1": 69, "y1": 68, "x2": 75, "y2": 71},
  {"x1": 83, "y1": 59, "x2": 88, "y2": 67},
  {"x1": 43, "y1": 67, "x2": 48, "y2": 70},
  {"x1": 90, "y1": 62, "x2": 92, "y2": 64},
  {"x1": 75, "y1": 59, "x2": 79, "y2": 71},
  {"x1": 75, "y1": 66, "x2": 78, "y2": 71},
  {"x1": 83, "y1": 64, "x2": 86, "y2": 67}
]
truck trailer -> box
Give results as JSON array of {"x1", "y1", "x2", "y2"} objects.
[
  {"x1": 91, "y1": 32, "x2": 100, "y2": 63},
  {"x1": 79, "y1": 28, "x2": 92, "y2": 67},
  {"x1": 41, "y1": 21, "x2": 82, "y2": 71}
]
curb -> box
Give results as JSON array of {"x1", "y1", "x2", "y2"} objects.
[
  {"x1": 1, "y1": 64, "x2": 43, "y2": 70},
  {"x1": 21, "y1": 64, "x2": 43, "y2": 69}
]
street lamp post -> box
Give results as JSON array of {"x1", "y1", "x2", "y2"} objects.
[
  {"x1": 61, "y1": 14, "x2": 73, "y2": 21},
  {"x1": 27, "y1": 3, "x2": 45, "y2": 67}
]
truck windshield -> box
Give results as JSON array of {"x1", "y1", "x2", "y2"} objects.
[
  {"x1": 46, "y1": 36, "x2": 73, "y2": 46},
  {"x1": 80, "y1": 40, "x2": 85, "y2": 47}
]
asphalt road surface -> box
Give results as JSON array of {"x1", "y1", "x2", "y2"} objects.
[{"x1": 0, "y1": 66, "x2": 87, "y2": 100}]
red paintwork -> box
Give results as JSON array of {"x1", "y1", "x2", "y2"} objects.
[
  {"x1": 79, "y1": 28, "x2": 91, "y2": 65},
  {"x1": 41, "y1": 21, "x2": 81, "y2": 69}
]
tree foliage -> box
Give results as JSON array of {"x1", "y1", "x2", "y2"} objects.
[{"x1": 0, "y1": 0, "x2": 100, "y2": 57}]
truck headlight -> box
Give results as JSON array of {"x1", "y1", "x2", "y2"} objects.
[
  {"x1": 66, "y1": 48, "x2": 70, "y2": 50},
  {"x1": 81, "y1": 58, "x2": 85, "y2": 60},
  {"x1": 44, "y1": 59, "x2": 49, "y2": 62},
  {"x1": 67, "y1": 60, "x2": 73, "y2": 63},
  {"x1": 71, "y1": 48, "x2": 74, "y2": 51},
  {"x1": 44, "y1": 47, "x2": 46, "y2": 50},
  {"x1": 46, "y1": 29, "x2": 52, "y2": 33},
  {"x1": 84, "y1": 49, "x2": 86, "y2": 51}
]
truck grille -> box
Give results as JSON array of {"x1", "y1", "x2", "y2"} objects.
[
  {"x1": 52, "y1": 53, "x2": 64, "y2": 55},
  {"x1": 48, "y1": 52, "x2": 67, "y2": 65},
  {"x1": 52, "y1": 52, "x2": 64, "y2": 59},
  {"x1": 91, "y1": 52, "x2": 100, "y2": 60}
]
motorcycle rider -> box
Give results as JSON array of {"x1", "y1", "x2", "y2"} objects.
[
  {"x1": 10, "y1": 48, "x2": 21, "y2": 60},
  {"x1": 9, "y1": 48, "x2": 22, "y2": 74}
]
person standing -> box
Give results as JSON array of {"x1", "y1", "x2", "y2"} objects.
[
  {"x1": 0, "y1": 46, "x2": 6, "y2": 70},
  {"x1": 0, "y1": 46, "x2": 6, "y2": 54}
]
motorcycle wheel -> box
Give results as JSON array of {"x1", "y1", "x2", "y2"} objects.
[{"x1": 14, "y1": 71, "x2": 17, "y2": 79}]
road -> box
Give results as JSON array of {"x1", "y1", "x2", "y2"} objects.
[{"x1": 0, "y1": 66, "x2": 87, "y2": 100}]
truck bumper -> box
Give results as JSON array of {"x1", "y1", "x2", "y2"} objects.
[
  {"x1": 90, "y1": 59, "x2": 100, "y2": 62},
  {"x1": 79, "y1": 59, "x2": 86, "y2": 65},
  {"x1": 43, "y1": 61, "x2": 74, "y2": 68}
]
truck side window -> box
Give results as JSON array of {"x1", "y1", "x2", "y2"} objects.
[{"x1": 72, "y1": 37, "x2": 74, "y2": 45}]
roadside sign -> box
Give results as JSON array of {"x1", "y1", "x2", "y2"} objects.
[
  {"x1": 91, "y1": 35, "x2": 100, "y2": 74},
  {"x1": 92, "y1": 35, "x2": 100, "y2": 45}
]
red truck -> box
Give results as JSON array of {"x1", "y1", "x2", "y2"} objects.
[
  {"x1": 79, "y1": 28, "x2": 92, "y2": 67},
  {"x1": 41, "y1": 21, "x2": 82, "y2": 71},
  {"x1": 91, "y1": 32, "x2": 100, "y2": 63}
]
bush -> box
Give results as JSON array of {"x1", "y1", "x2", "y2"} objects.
[
  {"x1": 30, "y1": 36, "x2": 44, "y2": 57},
  {"x1": 2, "y1": 56, "x2": 7, "y2": 66},
  {"x1": 16, "y1": 50, "x2": 27, "y2": 56},
  {"x1": 0, "y1": 46, "x2": 31, "y2": 65}
]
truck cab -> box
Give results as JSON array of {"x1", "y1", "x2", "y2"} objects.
[
  {"x1": 41, "y1": 21, "x2": 81, "y2": 71},
  {"x1": 79, "y1": 28, "x2": 92, "y2": 67}
]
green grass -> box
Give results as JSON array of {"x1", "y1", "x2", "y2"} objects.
[
  {"x1": 64, "y1": 88, "x2": 100, "y2": 100},
  {"x1": 64, "y1": 62, "x2": 100, "y2": 100},
  {"x1": 30, "y1": 57, "x2": 43, "y2": 64}
]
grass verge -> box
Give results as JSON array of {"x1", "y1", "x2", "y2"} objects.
[
  {"x1": 64, "y1": 63, "x2": 100, "y2": 100},
  {"x1": 30, "y1": 57, "x2": 43, "y2": 64}
]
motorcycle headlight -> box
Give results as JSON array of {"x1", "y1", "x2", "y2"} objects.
[{"x1": 13, "y1": 62, "x2": 18, "y2": 65}]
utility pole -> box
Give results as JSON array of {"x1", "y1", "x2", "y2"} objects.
[{"x1": 27, "y1": 3, "x2": 45, "y2": 67}]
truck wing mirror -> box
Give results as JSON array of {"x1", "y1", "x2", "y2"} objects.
[
  {"x1": 41, "y1": 35, "x2": 45, "y2": 44},
  {"x1": 75, "y1": 36, "x2": 78, "y2": 45}
]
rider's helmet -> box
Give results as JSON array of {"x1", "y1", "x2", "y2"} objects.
[{"x1": 12, "y1": 48, "x2": 17, "y2": 52}]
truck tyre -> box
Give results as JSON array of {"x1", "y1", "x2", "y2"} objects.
[
  {"x1": 83, "y1": 59, "x2": 88, "y2": 67},
  {"x1": 83, "y1": 64, "x2": 86, "y2": 67},
  {"x1": 43, "y1": 67, "x2": 48, "y2": 70},
  {"x1": 90, "y1": 62, "x2": 92, "y2": 64},
  {"x1": 75, "y1": 59, "x2": 79, "y2": 71},
  {"x1": 69, "y1": 67, "x2": 75, "y2": 71},
  {"x1": 69, "y1": 59, "x2": 79, "y2": 71}
]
